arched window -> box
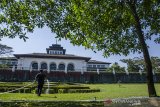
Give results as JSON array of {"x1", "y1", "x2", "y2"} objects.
[
  {"x1": 67, "y1": 63, "x2": 74, "y2": 71},
  {"x1": 41, "y1": 62, "x2": 47, "y2": 70},
  {"x1": 58, "y1": 63, "x2": 65, "y2": 70},
  {"x1": 50, "y1": 63, "x2": 56, "y2": 71},
  {"x1": 32, "y1": 62, "x2": 38, "y2": 70}
]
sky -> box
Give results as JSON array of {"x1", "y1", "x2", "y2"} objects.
[{"x1": 1, "y1": 27, "x2": 160, "y2": 67}]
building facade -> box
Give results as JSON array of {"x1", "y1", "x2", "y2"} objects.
[
  {"x1": 0, "y1": 57, "x2": 17, "y2": 68},
  {"x1": 1, "y1": 44, "x2": 111, "y2": 72}
]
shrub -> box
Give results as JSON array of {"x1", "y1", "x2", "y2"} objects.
[
  {"x1": 0, "y1": 88, "x2": 5, "y2": 92},
  {"x1": 68, "y1": 89, "x2": 100, "y2": 93},
  {"x1": 0, "y1": 101, "x2": 104, "y2": 107},
  {"x1": 0, "y1": 64, "x2": 10, "y2": 68},
  {"x1": 20, "y1": 88, "x2": 25, "y2": 93},
  {"x1": 47, "y1": 89, "x2": 55, "y2": 94},
  {"x1": 55, "y1": 86, "x2": 90, "y2": 89},
  {"x1": 24, "y1": 88, "x2": 31, "y2": 93},
  {"x1": 31, "y1": 89, "x2": 36, "y2": 94},
  {"x1": 58, "y1": 89, "x2": 68, "y2": 93}
]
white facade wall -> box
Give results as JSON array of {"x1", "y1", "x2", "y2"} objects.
[
  {"x1": 87, "y1": 63, "x2": 110, "y2": 68},
  {"x1": 17, "y1": 57, "x2": 87, "y2": 72}
]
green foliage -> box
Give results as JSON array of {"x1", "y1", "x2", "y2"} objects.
[
  {"x1": 0, "y1": 64, "x2": 10, "y2": 68},
  {"x1": 57, "y1": 88, "x2": 100, "y2": 93},
  {"x1": 0, "y1": 84, "x2": 160, "y2": 101},
  {"x1": 0, "y1": 0, "x2": 60, "y2": 41},
  {"x1": 121, "y1": 58, "x2": 141, "y2": 72},
  {"x1": 151, "y1": 57, "x2": 160, "y2": 72},
  {"x1": 0, "y1": 44, "x2": 13, "y2": 55},
  {"x1": 0, "y1": 101, "x2": 103, "y2": 107},
  {"x1": 0, "y1": 0, "x2": 159, "y2": 96},
  {"x1": 0, "y1": 82, "x2": 96, "y2": 94},
  {"x1": 121, "y1": 57, "x2": 160, "y2": 72},
  {"x1": 58, "y1": 89, "x2": 68, "y2": 93},
  {"x1": 0, "y1": 1, "x2": 159, "y2": 56},
  {"x1": 107, "y1": 62, "x2": 125, "y2": 73},
  {"x1": 31, "y1": 89, "x2": 36, "y2": 94},
  {"x1": 68, "y1": 89, "x2": 100, "y2": 93}
]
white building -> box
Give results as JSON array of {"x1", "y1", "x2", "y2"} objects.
[{"x1": 3, "y1": 44, "x2": 111, "y2": 72}]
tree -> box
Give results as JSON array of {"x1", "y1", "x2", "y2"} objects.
[
  {"x1": 107, "y1": 62, "x2": 125, "y2": 73},
  {"x1": 120, "y1": 58, "x2": 141, "y2": 72},
  {"x1": 0, "y1": 44, "x2": 13, "y2": 55},
  {"x1": 0, "y1": 0, "x2": 159, "y2": 97},
  {"x1": 121, "y1": 57, "x2": 160, "y2": 73},
  {"x1": 150, "y1": 57, "x2": 160, "y2": 72}
]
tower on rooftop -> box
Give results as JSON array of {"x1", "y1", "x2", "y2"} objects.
[{"x1": 46, "y1": 44, "x2": 66, "y2": 55}]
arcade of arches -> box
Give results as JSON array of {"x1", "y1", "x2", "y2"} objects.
[{"x1": 31, "y1": 62, "x2": 74, "y2": 72}]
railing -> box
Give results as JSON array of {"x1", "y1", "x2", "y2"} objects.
[{"x1": 0, "y1": 66, "x2": 107, "y2": 72}]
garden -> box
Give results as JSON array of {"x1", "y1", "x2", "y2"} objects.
[{"x1": 0, "y1": 82, "x2": 160, "y2": 106}]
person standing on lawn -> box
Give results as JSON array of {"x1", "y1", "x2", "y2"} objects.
[{"x1": 35, "y1": 69, "x2": 46, "y2": 96}]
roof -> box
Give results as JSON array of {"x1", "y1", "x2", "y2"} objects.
[
  {"x1": 14, "y1": 53, "x2": 91, "y2": 62},
  {"x1": 88, "y1": 60, "x2": 111, "y2": 64},
  {"x1": 0, "y1": 57, "x2": 17, "y2": 60}
]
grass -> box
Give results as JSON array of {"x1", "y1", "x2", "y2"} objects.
[{"x1": 0, "y1": 83, "x2": 160, "y2": 101}]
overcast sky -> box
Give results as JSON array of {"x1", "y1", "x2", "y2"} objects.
[{"x1": 1, "y1": 27, "x2": 160, "y2": 67}]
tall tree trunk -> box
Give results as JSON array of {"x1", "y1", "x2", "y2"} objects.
[{"x1": 128, "y1": 3, "x2": 157, "y2": 97}]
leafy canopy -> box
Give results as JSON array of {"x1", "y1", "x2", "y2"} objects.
[
  {"x1": 121, "y1": 57, "x2": 160, "y2": 72},
  {"x1": 0, "y1": 0, "x2": 160, "y2": 57},
  {"x1": 107, "y1": 62, "x2": 125, "y2": 73},
  {"x1": 0, "y1": 43, "x2": 13, "y2": 55}
]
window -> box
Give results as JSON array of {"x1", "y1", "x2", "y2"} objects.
[
  {"x1": 87, "y1": 65, "x2": 92, "y2": 68},
  {"x1": 49, "y1": 50, "x2": 63, "y2": 55},
  {"x1": 1, "y1": 60, "x2": 6, "y2": 64},
  {"x1": 97, "y1": 65, "x2": 100, "y2": 68},
  {"x1": 41, "y1": 63, "x2": 47, "y2": 70},
  {"x1": 11, "y1": 61, "x2": 17, "y2": 65},
  {"x1": 67, "y1": 63, "x2": 74, "y2": 71},
  {"x1": 50, "y1": 63, "x2": 56, "y2": 71},
  {"x1": 93, "y1": 65, "x2": 96, "y2": 68},
  {"x1": 60, "y1": 51, "x2": 63, "y2": 54},
  {"x1": 58, "y1": 64, "x2": 65, "y2": 70},
  {"x1": 32, "y1": 62, "x2": 38, "y2": 70},
  {"x1": 49, "y1": 50, "x2": 53, "y2": 54},
  {"x1": 7, "y1": 61, "x2": 11, "y2": 65},
  {"x1": 101, "y1": 65, "x2": 105, "y2": 68}
]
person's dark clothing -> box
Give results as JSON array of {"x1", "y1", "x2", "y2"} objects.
[
  {"x1": 36, "y1": 73, "x2": 46, "y2": 85},
  {"x1": 35, "y1": 72, "x2": 46, "y2": 96},
  {"x1": 37, "y1": 84, "x2": 44, "y2": 96}
]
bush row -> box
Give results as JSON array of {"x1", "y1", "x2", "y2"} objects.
[
  {"x1": 57, "y1": 89, "x2": 100, "y2": 93},
  {"x1": 0, "y1": 87, "x2": 100, "y2": 94},
  {"x1": 68, "y1": 89, "x2": 100, "y2": 93},
  {"x1": 21, "y1": 88, "x2": 101, "y2": 94},
  {"x1": 0, "y1": 88, "x2": 31, "y2": 93},
  {"x1": 0, "y1": 101, "x2": 104, "y2": 107}
]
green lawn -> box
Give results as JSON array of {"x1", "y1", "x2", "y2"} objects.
[{"x1": 0, "y1": 83, "x2": 160, "y2": 101}]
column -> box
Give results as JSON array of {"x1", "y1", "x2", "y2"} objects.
[
  {"x1": 30, "y1": 66, "x2": 32, "y2": 72},
  {"x1": 38, "y1": 62, "x2": 40, "y2": 71},
  {"x1": 47, "y1": 63, "x2": 50, "y2": 73},
  {"x1": 65, "y1": 63, "x2": 67, "y2": 73},
  {"x1": 81, "y1": 68, "x2": 84, "y2": 74},
  {"x1": 12, "y1": 66, "x2": 15, "y2": 72},
  {"x1": 97, "y1": 69, "x2": 99, "y2": 74}
]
